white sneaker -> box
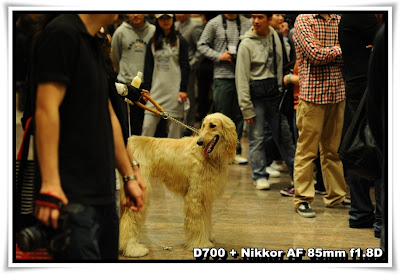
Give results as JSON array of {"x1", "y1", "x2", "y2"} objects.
[
  {"x1": 233, "y1": 155, "x2": 248, "y2": 165},
  {"x1": 270, "y1": 160, "x2": 286, "y2": 171},
  {"x1": 254, "y1": 178, "x2": 271, "y2": 190},
  {"x1": 266, "y1": 166, "x2": 281, "y2": 178}
]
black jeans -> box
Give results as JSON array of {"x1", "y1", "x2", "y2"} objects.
[
  {"x1": 345, "y1": 101, "x2": 382, "y2": 233},
  {"x1": 55, "y1": 202, "x2": 119, "y2": 260}
]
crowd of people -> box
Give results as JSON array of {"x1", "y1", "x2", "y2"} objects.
[{"x1": 14, "y1": 13, "x2": 387, "y2": 260}]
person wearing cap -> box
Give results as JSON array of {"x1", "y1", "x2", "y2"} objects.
[
  {"x1": 197, "y1": 14, "x2": 251, "y2": 165},
  {"x1": 141, "y1": 14, "x2": 190, "y2": 138}
]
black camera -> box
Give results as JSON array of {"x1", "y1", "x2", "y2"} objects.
[
  {"x1": 16, "y1": 213, "x2": 71, "y2": 257},
  {"x1": 231, "y1": 53, "x2": 237, "y2": 65}
]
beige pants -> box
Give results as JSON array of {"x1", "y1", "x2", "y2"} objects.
[{"x1": 294, "y1": 99, "x2": 347, "y2": 208}]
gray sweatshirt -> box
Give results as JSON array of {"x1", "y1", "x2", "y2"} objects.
[
  {"x1": 111, "y1": 21, "x2": 155, "y2": 84},
  {"x1": 235, "y1": 26, "x2": 284, "y2": 119}
]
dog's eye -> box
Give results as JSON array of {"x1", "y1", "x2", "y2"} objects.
[{"x1": 210, "y1": 124, "x2": 216, "y2": 128}]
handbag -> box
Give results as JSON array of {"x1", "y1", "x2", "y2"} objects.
[
  {"x1": 15, "y1": 117, "x2": 38, "y2": 230},
  {"x1": 250, "y1": 78, "x2": 280, "y2": 100},
  {"x1": 338, "y1": 90, "x2": 381, "y2": 181},
  {"x1": 15, "y1": 117, "x2": 52, "y2": 260},
  {"x1": 249, "y1": 34, "x2": 281, "y2": 100}
]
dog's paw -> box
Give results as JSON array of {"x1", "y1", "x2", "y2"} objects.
[
  {"x1": 121, "y1": 244, "x2": 149, "y2": 258},
  {"x1": 209, "y1": 233, "x2": 215, "y2": 242}
]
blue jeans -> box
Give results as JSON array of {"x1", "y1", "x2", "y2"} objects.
[
  {"x1": 249, "y1": 97, "x2": 295, "y2": 180},
  {"x1": 55, "y1": 203, "x2": 119, "y2": 260}
]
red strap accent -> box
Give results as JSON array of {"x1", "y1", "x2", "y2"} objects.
[
  {"x1": 35, "y1": 200, "x2": 60, "y2": 210},
  {"x1": 35, "y1": 193, "x2": 64, "y2": 210},
  {"x1": 17, "y1": 117, "x2": 33, "y2": 161}
]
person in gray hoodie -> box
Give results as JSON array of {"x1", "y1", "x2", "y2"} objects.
[
  {"x1": 235, "y1": 14, "x2": 295, "y2": 190},
  {"x1": 111, "y1": 14, "x2": 156, "y2": 136}
]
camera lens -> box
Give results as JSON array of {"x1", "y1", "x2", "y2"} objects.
[{"x1": 16, "y1": 226, "x2": 48, "y2": 252}]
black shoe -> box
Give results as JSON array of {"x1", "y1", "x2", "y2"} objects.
[
  {"x1": 349, "y1": 220, "x2": 374, "y2": 228},
  {"x1": 374, "y1": 229, "x2": 381, "y2": 238}
]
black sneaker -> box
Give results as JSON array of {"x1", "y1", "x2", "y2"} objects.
[
  {"x1": 280, "y1": 187, "x2": 295, "y2": 197},
  {"x1": 296, "y1": 202, "x2": 316, "y2": 218}
]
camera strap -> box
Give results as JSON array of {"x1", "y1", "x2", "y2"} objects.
[
  {"x1": 222, "y1": 14, "x2": 241, "y2": 52},
  {"x1": 35, "y1": 193, "x2": 64, "y2": 210},
  {"x1": 265, "y1": 32, "x2": 278, "y2": 78}
]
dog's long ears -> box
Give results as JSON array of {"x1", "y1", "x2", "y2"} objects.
[{"x1": 220, "y1": 117, "x2": 238, "y2": 160}]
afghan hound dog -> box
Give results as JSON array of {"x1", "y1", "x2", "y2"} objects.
[{"x1": 119, "y1": 113, "x2": 238, "y2": 257}]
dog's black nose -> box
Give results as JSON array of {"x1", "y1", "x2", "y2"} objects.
[{"x1": 197, "y1": 140, "x2": 203, "y2": 146}]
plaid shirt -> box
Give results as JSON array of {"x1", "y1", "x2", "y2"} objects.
[{"x1": 294, "y1": 14, "x2": 345, "y2": 104}]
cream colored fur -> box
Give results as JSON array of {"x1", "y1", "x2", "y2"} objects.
[{"x1": 119, "y1": 113, "x2": 238, "y2": 257}]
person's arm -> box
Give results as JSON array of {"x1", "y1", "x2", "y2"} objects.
[
  {"x1": 142, "y1": 41, "x2": 154, "y2": 91},
  {"x1": 35, "y1": 82, "x2": 69, "y2": 229},
  {"x1": 108, "y1": 100, "x2": 145, "y2": 211},
  {"x1": 198, "y1": 19, "x2": 224, "y2": 62},
  {"x1": 235, "y1": 41, "x2": 255, "y2": 125},
  {"x1": 110, "y1": 30, "x2": 122, "y2": 73},
  {"x1": 178, "y1": 35, "x2": 190, "y2": 102},
  {"x1": 284, "y1": 74, "x2": 299, "y2": 86}
]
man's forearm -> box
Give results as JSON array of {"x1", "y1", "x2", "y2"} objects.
[
  {"x1": 35, "y1": 83, "x2": 65, "y2": 189},
  {"x1": 108, "y1": 101, "x2": 136, "y2": 176}
]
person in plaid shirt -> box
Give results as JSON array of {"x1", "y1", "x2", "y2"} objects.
[{"x1": 293, "y1": 14, "x2": 350, "y2": 218}]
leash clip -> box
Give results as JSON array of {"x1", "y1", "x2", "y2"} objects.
[{"x1": 160, "y1": 112, "x2": 169, "y2": 120}]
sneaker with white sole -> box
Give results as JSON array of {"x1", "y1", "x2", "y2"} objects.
[
  {"x1": 269, "y1": 160, "x2": 286, "y2": 171},
  {"x1": 296, "y1": 202, "x2": 316, "y2": 218},
  {"x1": 254, "y1": 178, "x2": 270, "y2": 190},
  {"x1": 233, "y1": 155, "x2": 248, "y2": 165},
  {"x1": 266, "y1": 166, "x2": 281, "y2": 178},
  {"x1": 280, "y1": 187, "x2": 295, "y2": 197}
]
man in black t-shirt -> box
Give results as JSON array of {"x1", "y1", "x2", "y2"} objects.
[
  {"x1": 33, "y1": 14, "x2": 146, "y2": 260},
  {"x1": 338, "y1": 13, "x2": 381, "y2": 238}
]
